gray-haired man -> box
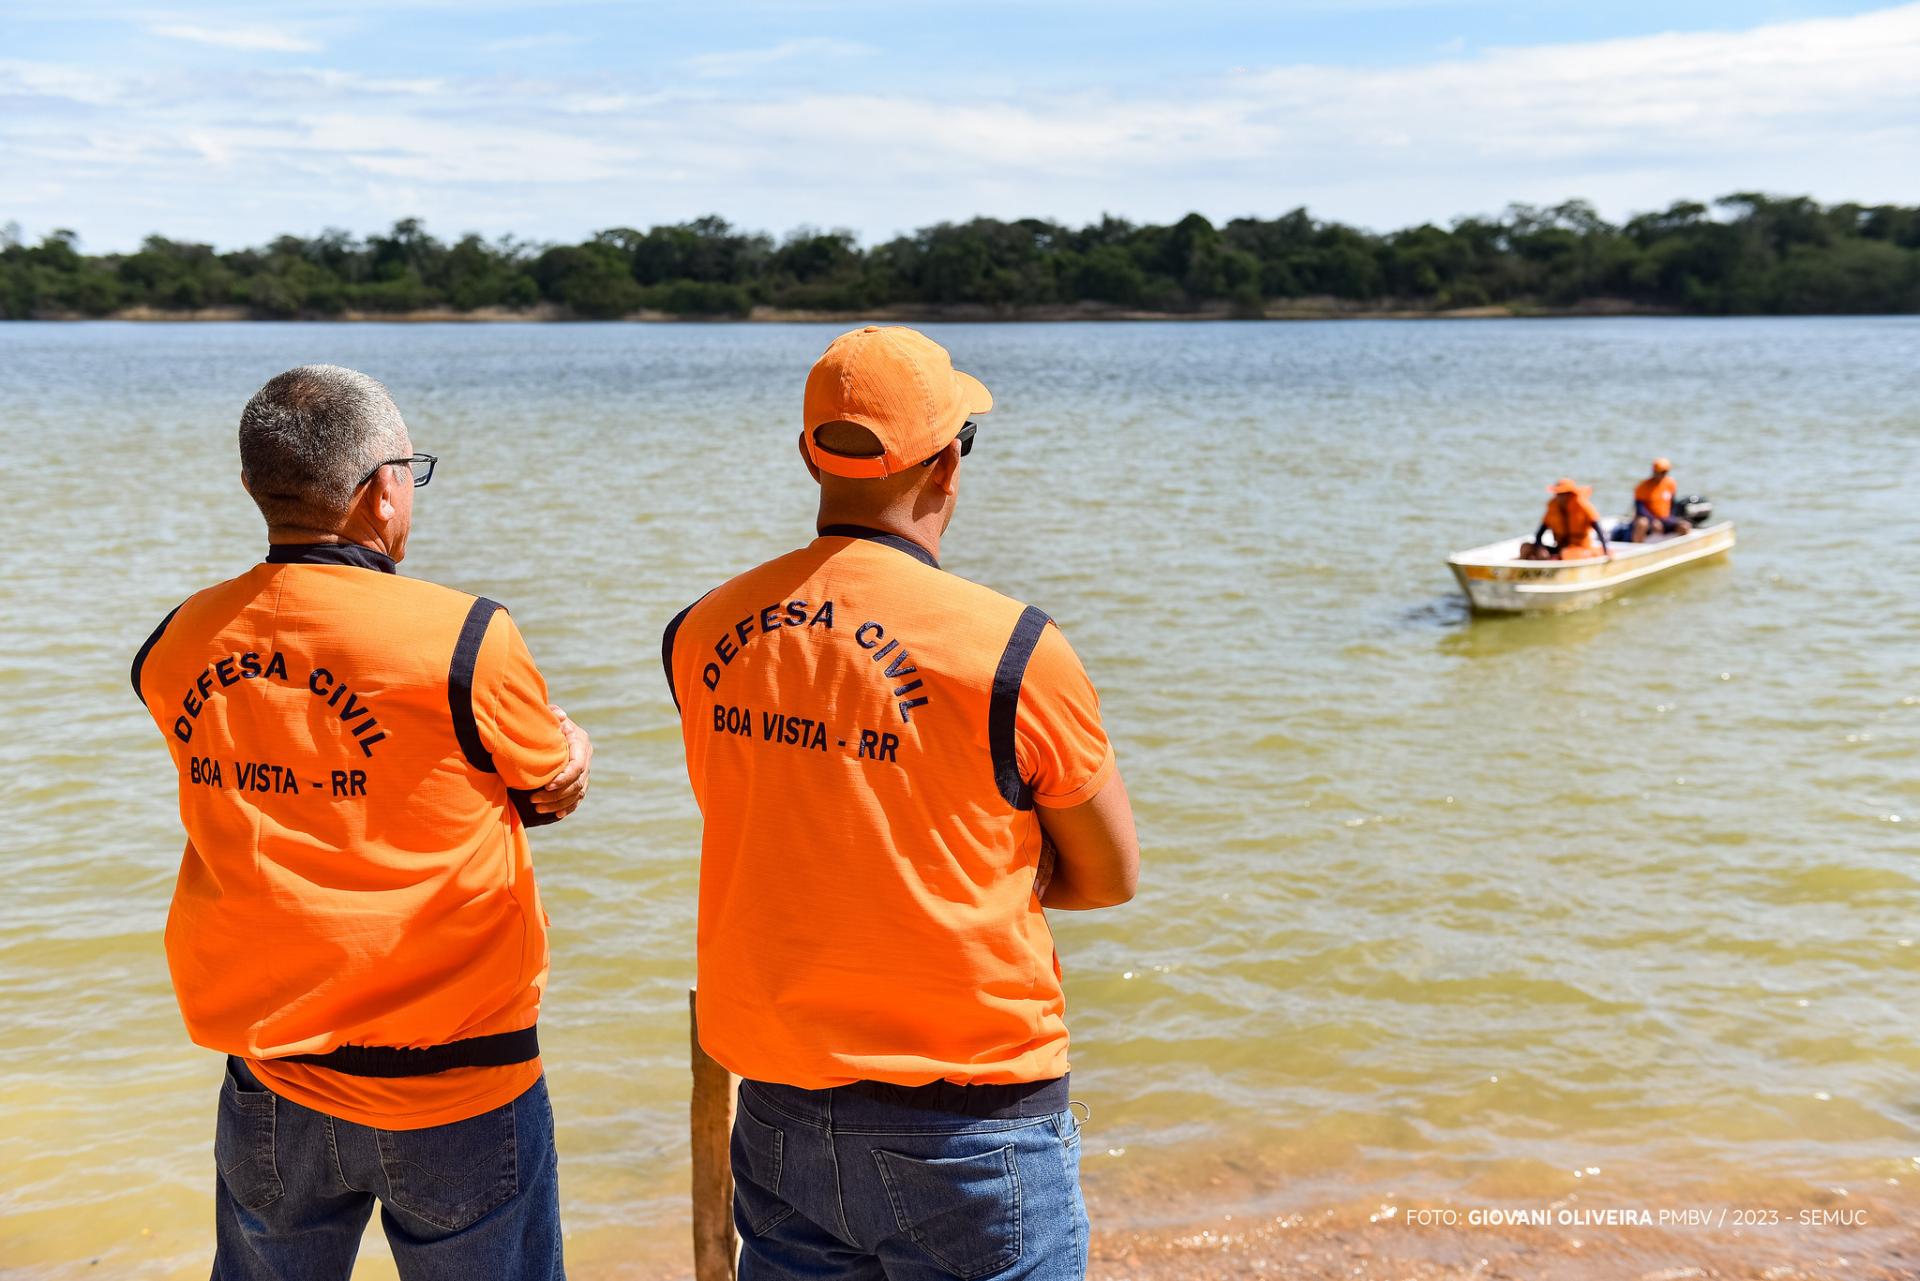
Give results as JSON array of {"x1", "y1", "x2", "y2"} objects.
[{"x1": 131, "y1": 365, "x2": 589, "y2": 1280}]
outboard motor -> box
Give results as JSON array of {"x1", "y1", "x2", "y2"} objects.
[{"x1": 1675, "y1": 494, "x2": 1713, "y2": 525}]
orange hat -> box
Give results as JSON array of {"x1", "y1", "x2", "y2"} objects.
[
  {"x1": 1651, "y1": 457, "x2": 1671, "y2": 472},
  {"x1": 1548, "y1": 477, "x2": 1590, "y2": 496},
  {"x1": 803, "y1": 326, "x2": 993, "y2": 478}
]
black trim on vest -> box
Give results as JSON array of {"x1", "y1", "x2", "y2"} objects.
[
  {"x1": 989, "y1": 605, "x2": 1052, "y2": 810},
  {"x1": 447, "y1": 597, "x2": 561, "y2": 829},
  {"x1": 449, "y1": 597, "x2": 502, "y2": 773},
  {"x1": 264, "y1": 543, "x2": 397, "y2": 574},
  {"x1": 131, "y1": 602, "x2": 183, "y2": 701},
  {"x1": 508, "y1": 787, "x2": 559, "y2": 829},
  {"x1": 662, "y1": 598, "x2": 698, "y2": 712},
  {"x1": 278, "y1": 1025, "x2": 540, "y2": 1079},
  {"x1": 749, "y1": 1071, "x2": 1071, "y2": 1121},
  {"x1": 817, "y1": 524, "x2": 939, "y2": 569}
]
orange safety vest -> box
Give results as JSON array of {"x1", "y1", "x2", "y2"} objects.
[
  {"x1": 133, "y1": 543, "x2": 568, "y2": 1129},
  {"x1": 1634, "y1": 475, "x2": 1676, "y2": 520},
  {"x1": 1543, "y1": 494, "x2": 1601, "y2": 551},
  {"x1": 665, "y1": 527, "x2": 1116, "y2": 1089}
]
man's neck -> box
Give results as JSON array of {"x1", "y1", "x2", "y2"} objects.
[
  {"x1": 815, "y1": 508, "x2": 941, "y2": 562},
  {"x1": 266, "y1": 524, "x2": 385, "y2": 553}
]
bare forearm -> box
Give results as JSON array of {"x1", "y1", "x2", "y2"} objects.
[
  {"x1": 1041, "y1": 856, "x2": 1124, "y2": 910},
  {"x1": 1036, "y1": 775, "x2": 1139, "y2": 910}
]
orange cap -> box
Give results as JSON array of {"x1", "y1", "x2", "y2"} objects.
[
  {"x1": 803, "y1": 326, "x2": 993, "y2": 478},
  {"x1": 1548, "y1": 477, "x2": 1590, "y2": 496},
  {"x1": 1652, "y1": 457, "x2": 1671, "y2": 472}
]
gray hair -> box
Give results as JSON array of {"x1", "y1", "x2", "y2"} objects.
[{"x1": 238, "y1": 365, "x2": 409, "y2": 529}]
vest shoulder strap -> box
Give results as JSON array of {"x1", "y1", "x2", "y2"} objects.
[
  {"x1": 131, "y1": 601, "x2": 185, "y2": 703},
  {"x1": 449, "y1": 597, "x2": 504, "y2": 772},
  {"x1": 447, "y1": 596, "x2": 559, "y2": 829},
  {"x1": 988, "y1": 604, "x2": 1053, "y2": 811},
  {"x1": 661, "y1": 590, "x2": 712, "y2": 713}
]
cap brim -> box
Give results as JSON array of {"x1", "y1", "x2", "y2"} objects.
[{"x1": 954, "y1": 369, "x2": 992, "y2": 415}]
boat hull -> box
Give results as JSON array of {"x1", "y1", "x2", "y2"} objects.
[{"x1": 1447, "y1": 522, "x2": 1736, "y2": 614}]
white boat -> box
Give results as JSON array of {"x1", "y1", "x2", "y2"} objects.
[{"x1": 1447, "y1": 521, "x2": 1736, "y2": 614}]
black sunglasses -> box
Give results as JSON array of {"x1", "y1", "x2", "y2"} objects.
[
  {"x1": 358, "y1": 453, "x2": 437, "y2": 489},
  {"x1": 920, "y1": 422, "x2": 978, "y2": 468}
]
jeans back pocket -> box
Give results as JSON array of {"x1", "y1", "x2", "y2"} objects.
[
  {"x1": 872, "y1": 1142, "x2": 1022, "y2": 1279},
  {"x1": 730, "y1": 1099, "x2": 794, "y2": 1237},
  {"x1": 377, "y1": 1101, "x2": 519, "y2": 1232},
  {"x1": 215, "y1": 1057, "x2": 284, "y2": 1211}
]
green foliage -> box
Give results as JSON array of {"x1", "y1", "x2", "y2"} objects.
[
  {"x1": 535, "y1": 242, "x2": 640, "y2": 318},
  {"x1": 1071, "y1": 245, "x2": 1147, "y2": 306},
  {"x1": 643, "y1": 280, "x2": 752, "y2": 316},
  {"x1": 5, "y1": 196, "x2": 1919, "y2": 319}
]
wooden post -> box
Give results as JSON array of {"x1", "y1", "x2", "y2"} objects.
[{"x1": 690, "y1": 988, "x2": 740, "y2": 1281}]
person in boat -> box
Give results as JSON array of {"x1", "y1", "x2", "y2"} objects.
[
  {"x1": 1522, "y1": 477, "x2": 1611, "y2": 561},
  {"x1": 1630, "y1": 457, "x2": 1693, "y2": 542}
]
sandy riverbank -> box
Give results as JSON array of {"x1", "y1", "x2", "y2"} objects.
[
  {"x1": 1089, "y1": 1193, "x2": 1917, "y2": 1280},
  {"x1": 617, "y1": 1164, "x2": 1917, "y2": 1280},
  {"x1": 1066, "y1": 1144, "x2": 1920, "y2": 1281}
]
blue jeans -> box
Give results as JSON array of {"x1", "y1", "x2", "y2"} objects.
[
  {"x1": 732, "y1": 1077, "x2": 1088, "y2": 1281},
  {"x1": 211, "y1": 1056, "x2": 563, "y2": 1281}
]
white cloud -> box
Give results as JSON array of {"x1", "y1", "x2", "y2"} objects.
[
  {"x1": 0, "y1": 58, "x2": 127, "y2": 106},
  {"x1": 6, "y1": 4, "x2": 1920, "y2": 250},
  {"x1": 147, "y1": 23, "x2": 323, "y2": 53},
  {"x1": 303, "y1": 112, "x2": 642, "y2": 183},
  {"x1": 684, "y1": 37, "x2": 874, "y2": 79},
  {"x1": 286, "y1": 68, "x2": 446, "y2": 96},
  {"x1": 482, "y1": 33, "x2": 586, "y2": 53}
]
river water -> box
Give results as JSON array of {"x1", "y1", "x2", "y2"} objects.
[{"x1": 2, "y1": 318, "x2": 1917, "y2": 1277}]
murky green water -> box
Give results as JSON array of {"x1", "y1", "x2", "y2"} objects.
[{"x1": 2, "y1": 318, "x2": 1917, "y2": 1277}]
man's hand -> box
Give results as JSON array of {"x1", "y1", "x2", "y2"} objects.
[{"x1": 531, "y1": 704, "x2": 592, "y2": 819}]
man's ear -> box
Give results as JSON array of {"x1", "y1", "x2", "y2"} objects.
[
  {"x1": 929, "y1": 439, "x2": 962, "y2": 498},
  {"x1": 364, "y1": 464, "x2": 400, "y2": 526},
  {"x1": 797, "y1": 431, "x2": 823, "y2": 482}
]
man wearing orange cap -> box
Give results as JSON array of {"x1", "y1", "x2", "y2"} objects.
[
  {"x1": 1522, "y1": 478, "x2": 1611, "y2": 561},
  {"x1": 1630, "y1": 458, "x2": 1692, "y2": 542},
  {"x1": 663, "y1": 325, "x2": 1139, "y2": 1279}
]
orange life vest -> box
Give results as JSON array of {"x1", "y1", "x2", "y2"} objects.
[
  {"x1": 1635, "y1": 475, "x2": 1676, "y2": 520},
  {"x1": 1543, "y1": 494, "x2": 1602, "y2": 552}
]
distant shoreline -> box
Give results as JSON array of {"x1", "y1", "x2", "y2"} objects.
[{"x1": 20, "y1": 298, "x2": 1688, "y2": 324}]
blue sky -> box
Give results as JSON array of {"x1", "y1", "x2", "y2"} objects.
[{"x1": 6, "y1": 1, "x2": 1919, "y2": 252}]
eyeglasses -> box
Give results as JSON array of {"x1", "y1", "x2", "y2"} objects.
[
  {"x1": 359, "y1": 453, "x2": 437, "y2": 489},
  {"x1": 920, "y1": 421, "x2": 978, "y2": 468}
]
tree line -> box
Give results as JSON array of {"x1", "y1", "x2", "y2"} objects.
[{"x1": 4, "y1": 194, "x2": 1918, "y2": 320}]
